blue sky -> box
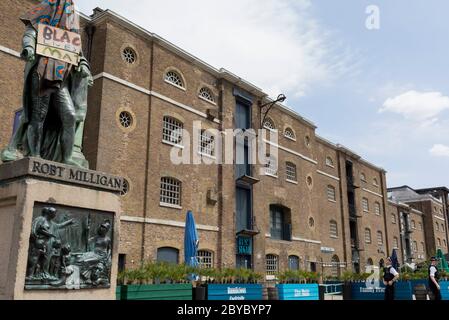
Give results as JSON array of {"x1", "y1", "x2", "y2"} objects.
[{"x1": 77, "y1": 0, "x2": 449, "y2": 188}]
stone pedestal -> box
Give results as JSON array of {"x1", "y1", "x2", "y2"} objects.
[{"x1": 0, "y1": 158, "x2": 122, "y2": 300}]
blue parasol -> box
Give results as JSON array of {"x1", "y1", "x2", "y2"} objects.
[
  {"x1": 184, "y1": 210, "x2": 199, "y2": 280},
  {"x1": 390, "y1": 248, "x2": 399, "y2": 270}
]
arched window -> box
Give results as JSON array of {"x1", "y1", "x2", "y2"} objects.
[
  {"x1": 327, "y1": 185, "x2": 336, "y2": 201},
  {"x1": 366, "y1": 258, "x2": 374, "y2": 266},
  {"x1": 331, "y1": 255, "x2": 340, "y2": 278},
  {"x1": 288, "y1": 255, "x2": 300, "y2": 271},
  {"x1": 199, "y1": 87, "x2": 215, "y2": 103},
  {"x1": 157, "y1": 247, "x2": 179, "y2": 264},
  {"x1": 438, "y1": 238, "x2": 442, "y2": 247},
  {"x1": 266, "y1": 254, "x2": 279, "y2": 275},
  {"x1": 284, "y1": 127, "x2": 296, "y2": 140},
  {"x1": 421, "y1": 242, "x2": 425, "y2": 252},
  {"x1": 374, "y1": 202, "x2": 381, "y2": 215},
  {"x1": 197, "y1": 250, "x2": 214, "y2": 268},
  {"x1": 411, "y1": 220, "x2": 416, "y2": 229},
  {"x1": 264, "y1": 155, "x2": 278, "y2": 176},
  {"x1": 165, "y1": 70, "x2": 184, "y2": 88},
  {"x1": 325, "y1": 156, "x2": 334, "y2": 167},
  {"x1": 263, "y1": 117, "x2": 276, "y2": 130},
  {"x1": 362, "y1": 198, "x2": 369, "y2": 212},
  {"x1": 365, "y1": 228, "x2": 371, "y2": 244},
  {"x1": 377, "y1": 231, "x2": 383, "y2": 245},
  {"x1": 360, "y1": 173, "x2": 367, "y2": 182},
  {"x1": 379, "y1": 259, "x2": 385, "y2": 268},
  {"x1": 393, "y1": 237, "x2": 399, "y2": 248},
  {"x1": 162, "y1": 116, "x2": 184, "y2": 145},
  {"x1": 198, "y1": 129, "x2": 215, "y2": 157},
  {"x1": 329, "y1": 220, "x2": 338, "y2": 238},
  {"x1": 373, "y1": 178, "x2": 379, "y2": 187},
  {"x1": 285, "y1": 162, "x2": 297, "y2": 182},
  {"x1": 413, "y1": 241, "x2": 418, "y2": 252},
  {"x1": 160, "y1": 177, "x2": 182, "y2": 207},
  {"x1": 436, "y1": 222, "x2": 439, "y2": 231},
  {"x1": 391, "y1": 213, "x2": 397, "y2": 224}
]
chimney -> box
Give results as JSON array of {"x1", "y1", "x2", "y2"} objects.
[{"x1": 91, "y1": 7, "x2": 104, "y2": 17}]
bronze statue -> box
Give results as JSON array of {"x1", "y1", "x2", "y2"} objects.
[{"x1": 1, "y1": 0, "x2": 92, "y2": 168}]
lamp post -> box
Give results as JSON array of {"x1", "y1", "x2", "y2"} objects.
[{"x1": 258, "y1": 94, "x2": 286, "y2": 128}]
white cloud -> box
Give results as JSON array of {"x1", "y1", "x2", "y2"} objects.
[
  {"x1": 379, "y1": 90, "x2": 449, "y2": 123},
  {"x1": 430, "y1": 144, "x2": 449, "y2": 157},
  {"x1": 76, "y1": 0, "x2": 355, "y2": 99}
]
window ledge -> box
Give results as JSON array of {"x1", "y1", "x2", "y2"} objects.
[
  {"x1": 284, "y1": 135, "x2": 296, "y2": 142},
  {"x1": 330, "y1": 236, "x2": 339, "y2": 239},
  {"x1": 286, "y1": 179, "x2": 298, "y2": 185},
  {"x1": 326, "y1": 164, "x2": 335, "y2": 169},
  {"x1": 159, "y1": 203, "x2": 182, "y2": 210},
  {"x1": 162, "y1": 140, "x2": 184, "y2": 149},
  {"x1": 264, "y1": 173, "x2": 278, "y2": 179},
  {"x1": 199, "y1": 95, "x2": 217, "y2": 106},
  {"x1": 363, "y1": 210, "x2": 369, "y2": 213},
  {"x1": 164, "y1": 79, "x2": 186, "y2": 91},
  {"x1": 328, "y1": 199, "x2": 337, "y2": 203},
  {"x1": 198, "y1": 151, "x2": 216, "y2": 160}
]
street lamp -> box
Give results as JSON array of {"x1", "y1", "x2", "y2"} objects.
[{"x1": 259, "y1": 94, "x2": 287, "y2": 128}]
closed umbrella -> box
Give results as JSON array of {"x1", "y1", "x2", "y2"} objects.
[
  {"x1": 390, "y1": 249, "x2": 400, "y2": 271},
  {"x1": 184, "y1": 210, "x2": 199, "y2": 280},
  {"x1": 436, "y1": 249, "x2": 449, "y2": 272}
]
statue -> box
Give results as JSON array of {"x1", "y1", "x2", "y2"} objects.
[{"x1": 1, "y1": 0, "x2": 92, "y2": 168}]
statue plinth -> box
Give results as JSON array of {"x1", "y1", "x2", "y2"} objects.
[{"x1": 0, "y1": 158, "x2": 122, "y2": 300}]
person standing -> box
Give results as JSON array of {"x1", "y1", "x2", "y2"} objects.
[
  {"x1": 383, "y1": 257, "x2": 399, "y2": 300},
  {"x1": 429, "y1": 257, "x2": 442, "y2": 300}
]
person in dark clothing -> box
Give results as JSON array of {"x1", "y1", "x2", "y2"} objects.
[
  {"x1": 429, "y1": 257, "x2": 442, "y2": 300},
  {"x1": 383, "y1": 257, "x2": 399, "y2": 300}
]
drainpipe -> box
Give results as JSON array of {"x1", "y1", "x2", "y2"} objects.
[
  {"x1": 85, "y1": 23, "x2": 96, "y2": 62},
  {"x1": 336, "y1": 151, "x2": 349, "y2": 270},
  {"x1": 380, "y1": 171, "x2": 390, "y2": 257},
  {"x1": 217, "y1": 80, "x2": 225, "y2": 269}
]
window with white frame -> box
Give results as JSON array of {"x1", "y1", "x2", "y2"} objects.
[
  {"x1": 160, "y1": 177, "x2": 181, "y2": 207},
  {"x1": 393, "y1": 237, "x2": 399, "y2": 249},
  {"x1": 413, "y1": 241, "x2": 418, "y2": 252},
  {"x1": 284, "y1": 127, "x2": 295, "y2": 140},
  {"x1": 419, "y1": 222, "x2": 423, "y2": 230},
  {"x1": 198, "y1": 129, "x2": 215, "y2": 157},
  {"x1": 377, "y1": 231, "x2": 383, "y2": 245},
  {"x1": 325, "y1": 157, "x2": 334, "y2": 167},
  {"x1": 374, "y1": 202, "x2": 381, "y2": 215},
  {"x1": 436, "y1": 222, "x2": 439, "y2": 231},
  {"x1": 438, "y1": 238, "x2": 442, "y2": 247},
  {"x1": 286, "y1": 162, "x2": 297, "y2": 182},
  {"x1": 365, "y1": 228, "x2": 371, "y2": 244},
  {"x1": 362, "y1": 198, "x2": 369, "y2": 212},
  {"x1": 266, "y1": 254, "x2": 279, "y2": 275},
  {"x1": 198, "y1": 87, "x2": 215, "y2": 103},
  {"x1": 411, "y1": 220, "x2": 416, "y2": 229},
  {"x1": 263, "y1": 117, "x2": 276, "y2": 130},
  {"x1": 163, "y1": 116, "x2": 183, "y2": 145},
  {"x1": 330, "y1": 220, "x2": 338, "y2": 238},
  {"x1": 165, "y1": 70, "x2": 184, "y2": 88},
  {"x1": 264, "y1": 155, "x2": 278, "y2": 176},
  {"x1": 421, "y1": 242, "x2": 425, "y2": 252},
  {"x1": 373, "y1": 178, "x2": 379, "y2": 187},
  {"x1": 360, "y1": 173, "x2": 367, "y2": 182},
  {"x1": 197, "y1": 250, "x2": 213, "y2": 268},
  {"x1": 391, "y1": 213, "x2": 397, "y2": 224},
  {"x1": 327, "y1": 185, "x2": 336, "y2": 201}
]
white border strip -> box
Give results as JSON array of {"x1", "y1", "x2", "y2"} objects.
[
  {"x1": 0, "y1": 45, "x2": 21, "y2": 58},
  {"x1": 434, "y1": 215, "x2": 445, "y2": 222},
  {"x1": 263, "y1": 139, "x2": 318, "y2": 165},
  {"x1": 317, "y1": 170, "x2": 340, "y2": 181},
  {"x1": 265, "y1": 234, "x2": 321, "y2": 244},
  {"x1": 93, "y1": 72, "x2": 220, "y2": 124},
  {"x1": 362, "y1": 188, "x2": 384, "y2": 198},
  {"x1": 121, "y1": 215, "x2": 220, "y2": 232}
]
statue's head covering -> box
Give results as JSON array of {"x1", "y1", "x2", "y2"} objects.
[
  {"x1": 20, "y1": 0, "x2": 80, "y2": 84},
  {"x1": 20, "y1": 0, "x2": 80, "y2": 33}
]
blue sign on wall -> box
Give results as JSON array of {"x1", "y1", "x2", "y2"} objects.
[
  {"x1": 237, "y1": 236, "x2": 252, "y2": 255},
  {"x1": 440, "y1": 281, "x2": 449, "y2": 300},
  {"x1": 277, "y1": 284, "x2": 319, "y2": 300},
  {"x1": 207, "y1": 284, "x2": 263, "y2": 301}
]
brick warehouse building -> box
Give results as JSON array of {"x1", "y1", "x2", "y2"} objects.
[{"x1": 1, "y1": 0, "x2": 448, "y2": 278}]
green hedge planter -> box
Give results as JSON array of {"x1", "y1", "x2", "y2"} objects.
[{"x1": 117, "y1": 284, "x2": 193, "y2": 300}]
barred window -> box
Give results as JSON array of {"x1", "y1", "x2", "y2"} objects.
[
  {"x1": 286, "y1": 162, "x2": 297, "y2": 182},
  {"x1": 362, "y1": 198, "x2": 369, "y2": 212},
  {"x1": 165, "y1": 71, "x2": 184, "y2": 88},
  {"x1": 197, "y1": 250, "x2": 213, "y2": 268},
  {"x1": 377, "y1": 231, "x2": 383, "y2": 245},
  {"x1": 436, "y1": 222, "x2": 439, "y2": 231},
  {"x1": 325, "y1": 157, "x2": 334, "y2": 167},
  {"x1": 365, "y1": 228, "x2": 371, "y2": 244},
  {"x1": 374, "y1": 202, "x2": 381, "y2": 215},
  {"x1": 393, "y1": 237, "x2": 399, "y2": 249},
  {"x1": 266, "y1": 254, "x2": 278, "y2": 275},
  {"x1": 413, "y1": 241, "x2": 418, "y2": 252},
  {"x1": 119, "y1": 111, "x2": 133, "y2": 128},
  {"x1": 329, "y1": 220, "x2": 338, "y2": 238},
  {"x1": 438, "y1": 238, "x2": 441, "y2": 247},
  {"x1": 288, "y1": 255, "x2": 300, "y2": 270},
  {"x1": 163, "y1": 116, "x2": 183, "y2": 145},
  {"x1": 284, "y1": 127, "x2": 295, "y2": 140},
  {"x1": 327, "y1": 185, "x2": 336, "y2": 201},
  {"x1": 198, "y1": 130, "x2": 215, "y2": 157},
  {"x1": 411, "y1": 220, "x2": 416, "y2": 229},
  {"x1": 264, "y1": 155, "x2": 278, "y2": 176},
  {"x1": 199, "y1": 87, "x2": 215, "y2": 103},
  {"x1": 421, "y1": 242, "x2": 425, "y2": 252},
  {"x1": 331, "y1": 255, "x2": 340, "y2": 278},
  {"x1": 391, "y1": 213, "x2": 397, "y2": 224},
  {"x1": 419, "y1": 222, "x2": 423, "y2": 230},
  {"x1": 263, "y1": 117, "x2": 275, "y2": 130},
  {"x1": 160, "y1": 177, "x2": 181, "y2": 207}
]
